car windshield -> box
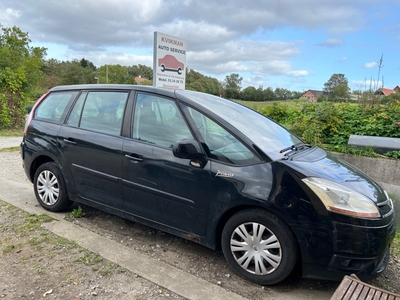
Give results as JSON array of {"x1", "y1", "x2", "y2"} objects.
[{"x1": 176, "y1": 90, "x2": 302, "y2": 161}]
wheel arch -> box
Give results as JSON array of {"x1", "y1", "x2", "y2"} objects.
[
  {"x1": 29, "y1": 155, "x2": 55, "y2": 182},
  {"x1": 214, "y1": 204, "x2": 301, "y2": 254}
]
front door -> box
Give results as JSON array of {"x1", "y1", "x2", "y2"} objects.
[{"x1": 122, "y1": 92, "x2": 210, "y2": 235}]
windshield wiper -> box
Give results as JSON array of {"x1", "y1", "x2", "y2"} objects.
[{"x1": 279, "y1": 142, "x2": 312, "y2": 156}]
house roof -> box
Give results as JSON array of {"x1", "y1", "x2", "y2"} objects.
[
  {"x1": 301, "y1": 90, "x2": 323, "y2": 97},
  {"x1": 375, "y1": 88, "x2": 395, "y2": 96},
  {"x1": 135, "y1": 76, "x2": 146, "y2": 82}
]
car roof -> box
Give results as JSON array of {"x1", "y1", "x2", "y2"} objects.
[
  {"x1": 49, "y1": 84, "x2": 177, "y2": 98},
  {"x1": 47, "y1": 84, "x2": 237, "y2": 118}
]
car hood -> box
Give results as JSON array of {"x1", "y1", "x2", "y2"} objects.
[{"x1": 281, "y1": 151, "x2": 387, "y2": 203}]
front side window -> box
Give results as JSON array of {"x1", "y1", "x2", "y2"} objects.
[
  {"x1": 186, "y1": 107, "x2": 258, "y2": 165},
  {"x1": 35, "y1": 91, "x2": 76, "y2": 123},
  {"x1": 176, "y1": 90, "x2": 301, "y2": 161},
  {"x1": 132, "y1": 93, "x2": 193, "y2": 148},
  {"x1": 66, "y1": 91, "x2": 128, "y2": 136}
]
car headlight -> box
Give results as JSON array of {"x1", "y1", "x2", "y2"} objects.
[{"x1": 302, "y1": 177, "x2": 381, "y2": 218}]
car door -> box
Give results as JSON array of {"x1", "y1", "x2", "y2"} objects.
[
  {"x1": 122, "y1": 92, "x2": 211, "y2": 235},
  {"x1": 58, "y1": 90, "x2": 129, "y2": 210}
]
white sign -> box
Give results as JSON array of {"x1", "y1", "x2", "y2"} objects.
[{"x1": 153, "y1": 32, "x2": 186, "y2": 90}]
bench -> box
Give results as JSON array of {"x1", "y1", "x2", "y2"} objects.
[{"x1": 331, "y1": 274, "x2": 400, "y2": 300}]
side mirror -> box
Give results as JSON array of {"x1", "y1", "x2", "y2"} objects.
[{"x1": 172, "y1": 139, "x2": 204, "y2": 160}]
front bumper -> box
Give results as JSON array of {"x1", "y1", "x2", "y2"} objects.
[
  {"x1": 328, "y1": 214, "x2": 397, "y2": 279},
  {"x1": 302, "y1": 211, "x2": 397, "y2": 281}
]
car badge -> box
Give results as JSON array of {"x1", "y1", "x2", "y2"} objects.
[{"x1": 215, "y1": 170, "x2": 234, "y2": 178}]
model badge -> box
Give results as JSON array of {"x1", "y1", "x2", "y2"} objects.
[{"x1": 216, "y1": 170, "x2": 234, "y2": 178}]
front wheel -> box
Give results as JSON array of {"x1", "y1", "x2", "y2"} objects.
[
  {"x1": 33, "y1": 162, "x2": 73, "y2": 212},
  {"x1": 221, "y1": 209, "x2": 297, "y2": 285}
]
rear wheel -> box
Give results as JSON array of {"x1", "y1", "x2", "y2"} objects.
[
  {"x1": 33, "y1": 162, "x2": 73, "y2": 212},
  {"x1": 221, "y1": 209, "x2": 297, "y2": 285}
]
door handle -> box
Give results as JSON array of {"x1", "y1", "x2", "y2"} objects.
[
  {"x1": 125, "y1": 154, "x2": 143, "y2": 162},
  {"x1": 63, "y1": 138, "x2": 77, "y2": 145}
]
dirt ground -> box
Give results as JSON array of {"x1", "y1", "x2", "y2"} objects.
[{"x1": 0, "y1": 149, "x2": 399, "y2": 299}]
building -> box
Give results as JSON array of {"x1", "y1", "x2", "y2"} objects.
[
  {"x1": 299, "y1": 90, "x2": 324, "y2": 102},
  {"x1": 374, "y1": 88, "x2": 395, "y2": 97}
]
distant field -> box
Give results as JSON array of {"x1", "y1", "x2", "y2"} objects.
[{"x1": 234, "y1": 100, "x2": 277, "y2": 111}]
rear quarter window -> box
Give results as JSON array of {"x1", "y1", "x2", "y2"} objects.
[{"x1": 35, "y1": 92, "x2": 76, "y2": 123}]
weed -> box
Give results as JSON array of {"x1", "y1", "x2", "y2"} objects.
[
  {"x1": 77, "y1": 251, "x2": 103, "y2": 265},
  {"x1": 70, "y1": 206, "x2": 85, "y2": 219},
  {"x1": 3, "y1": 243, "x2": 22, "y2": 254},
  {"x1": 99, "y1": 266, "x2": 112, "y2": 277}
]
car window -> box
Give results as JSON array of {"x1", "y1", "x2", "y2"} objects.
[
  {"x1": 187, "y1": 107, "x2": 258, "y2": 165},
  {"x1": 176, "y1": 90, "x2": 302, "y2": 160},
  {"x1": 132, "y1": 93, "x2": 193, "y2": 148},
  {"x1": 66, "y1": 91, "x2": 128, "y2": 136},
  {"x1": 35, "y1": 92, "x2": 75, "y2": 123}
]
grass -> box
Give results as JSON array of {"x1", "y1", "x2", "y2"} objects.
[
  {"x1": 0, "y1": 146, "x2": 20, "y2": 152},
  {"x1": 0, "y1": 128, "x2": 23, "y2": 137}
]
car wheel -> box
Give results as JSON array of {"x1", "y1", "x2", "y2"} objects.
[
  {"x1": 221, "y1": 209, "x2": 297, "y2": 285},
  {"x1": 33, "y1": 162, "x2": 73, "y2": 212},
  {"x1": 161, "y1": 65, "x2": 165, "y2": 72},
  {"x1": 177, "y1": 68, "x2": 182, "y2": 75}
]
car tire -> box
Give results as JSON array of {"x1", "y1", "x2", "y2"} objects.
[
  {"x1": 161, "y1": 65, "x2": 165, "y2": 72},
  {"x1": 221, "y1": 209, "x2": 297, "y2": 285},
  {"x1": 33, "y1": 162, "x2": 73, "y2": 212},
  {"x1": 177, "y1": 68, "x2": 182, "y2": 75}
]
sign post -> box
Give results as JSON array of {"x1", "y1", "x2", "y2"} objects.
[{"x1": 153, "y1": 32, "x2": 186, "y2": 90}]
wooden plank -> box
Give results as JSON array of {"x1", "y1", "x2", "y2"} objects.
[
  {"x1": 366, "y1": 288, "x2": 376, "y2": 300},
  {"x1": 359, "y1": 285, "x2": 370, "y2": 299},
  {"x1": 350, "y1": 283, "x2": 364, "y2": 300}
]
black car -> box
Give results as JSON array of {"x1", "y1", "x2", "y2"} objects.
[{"x1": 21, "y1": 84, "x2": 396, "y2": 285}]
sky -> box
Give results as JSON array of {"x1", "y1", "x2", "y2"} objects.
[{"x1": 1, "y1": 0, "x2": 399, "y2": 92}]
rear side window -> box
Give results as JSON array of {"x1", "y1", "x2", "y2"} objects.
[
  {"x1": 34, "y1": 92, "x2": 76, "y2": 123},
  {"x1": 67, "y1": 91, "x2": 129, "y2": 136}
]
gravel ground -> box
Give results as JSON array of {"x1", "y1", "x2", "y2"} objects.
[{"x1": 0, "y1": 136, "x2": 22, "y2": 150}]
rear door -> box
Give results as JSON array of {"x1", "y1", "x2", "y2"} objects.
[
  {"x1": 122, "y1": 92, "x2": 211, "y2": 235},
  {"x1": 58, "y1": 90, "x2": 129, "y2": 210}
]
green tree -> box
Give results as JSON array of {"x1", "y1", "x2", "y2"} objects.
[
  {"x1": 241, "y1": 86, "x2": 257, "y2": 101},
  {"x1": 96, "y1": 64, "x2": 134, "y2": 84},
  {"x1": 262, "y1": 87, "x2": 275, "y2": 101},
  {"x1": 80, "y1": 58, "x2": 96, "y2": 70},
  {"x1": 224, "y1": 73, "x2": 243, "y2": 92},
  {"x1": 0, "y1": 25, "x2": 46, "y2": 128},
  {"x1": 58, "y1": 60, "x2": 97, "y2": 85},
  {"x1": 186, "y1": 68, "x2": 220, "y2": 95},
  {"x1": 323, "y1": 73, "x2": 350, "y2": 101}
]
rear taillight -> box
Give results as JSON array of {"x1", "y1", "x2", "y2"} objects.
[{"x1": 24, "y1": 91, "x2": 50, "y2": 135}]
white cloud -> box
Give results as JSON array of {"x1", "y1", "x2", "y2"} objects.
[
  {"x1": 1, "y1": 0, "x2": 397, "y2": 91},
  {"x1": 0, "y1": 6, "x2": 21, "y2": 27},
  {"x1": 363, "y1": 62, "x2": 377, "y2": 68}
]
